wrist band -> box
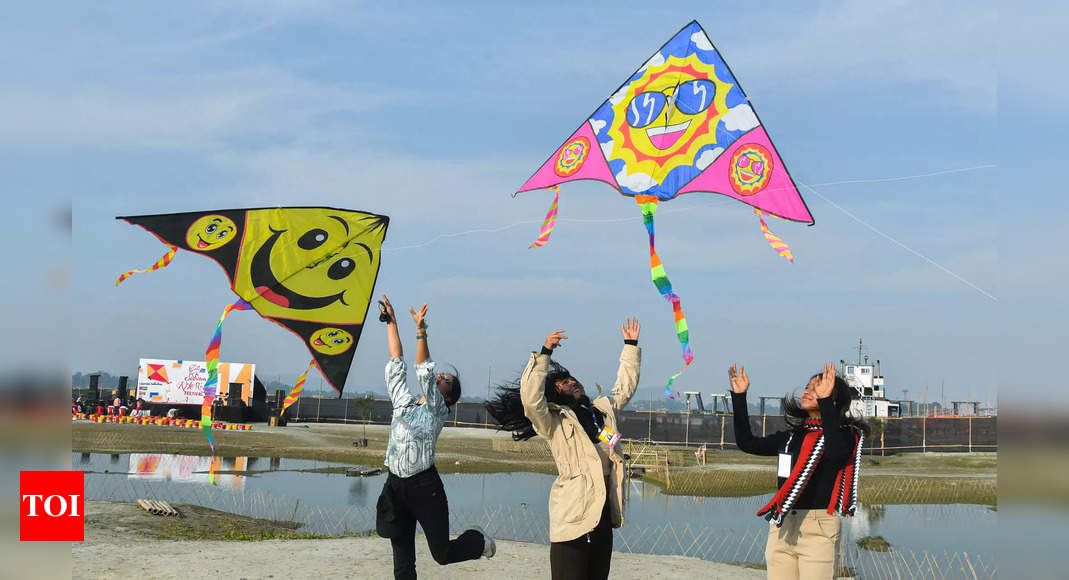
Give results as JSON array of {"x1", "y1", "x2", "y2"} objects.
[{"x1": 416, "y1": 332, "x2": 427, "y2": 340}]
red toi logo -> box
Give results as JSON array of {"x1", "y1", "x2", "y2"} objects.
[{"x1": 20, "y1": 471, "x2": 84, "y2": 541}]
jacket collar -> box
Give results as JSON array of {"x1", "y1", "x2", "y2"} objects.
[{"x1": 547, "y1": 396, "x2": 612, "y2": 416}]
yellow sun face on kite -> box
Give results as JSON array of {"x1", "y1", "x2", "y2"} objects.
[
  {"x1": 606, "y1": 54, "x2": 733, "y2": 180},
  {"x1": 185, "y1": 215, "x2": 238, "y2": 251},
  {"x1": 309, "y1": 327, "x2": 354, "y2": 355},
  {"x1": 233, "y1": 208, "x2": 387, "y2": 324}
]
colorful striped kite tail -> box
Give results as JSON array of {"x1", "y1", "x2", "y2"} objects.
[
  {"x1": 529, "y1": 185, "x2": 560, "y2": 248},
  {"x1": 635, "y1": 196, "x2": 694, "y2": 399},
  {"x1": 201, "y1": 298, "x2": 253, "y2": 485},
  {"x1": 755, "y1": 209, "x2": 794, "y2": 263},
  {"x1": 281, "y1": 359, "x2": 317, "y2": 417},
  {"x1": 201, "y1": 397, "x2": 216, "y2": 484},
  {"x1": 115, "y1": 245, "x2": 178, "y2": 285}
]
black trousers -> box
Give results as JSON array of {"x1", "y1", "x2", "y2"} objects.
[
  {"x1": 549, "y1": 498, "x2": 613, "y2": 580},
  {"x1": 378, "y1": 466, "x2": 484, "y2": 580}
]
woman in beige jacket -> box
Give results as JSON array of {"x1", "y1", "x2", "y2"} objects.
[{"x1": 486, "y1": 319, "x2": 641, "y2": 580}]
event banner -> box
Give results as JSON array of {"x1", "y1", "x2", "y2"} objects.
[{"x1": 136, "y1": 358, "x2": 255, "y2": 405}]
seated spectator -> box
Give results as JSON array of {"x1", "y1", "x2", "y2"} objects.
[{"x1": 130, "y1": 399, "x2": 150, "y2": 418}]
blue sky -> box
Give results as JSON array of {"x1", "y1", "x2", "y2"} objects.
[{"x1": 8, "y1": 0, "x2": 1059, "y2": 409}]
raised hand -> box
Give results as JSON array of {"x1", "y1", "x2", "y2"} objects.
[
  {"x1": 728, "y1": 364, "x2": 749, "y2": 394},
  {"x1": 409, "y1": 303, "x2": 428, "y2": 329},
  {"x1": 377, "y1": 294, "x2": 396, "y2": 324},
  {"x1": 621, "y1": 317, "x2": 640, "y2": 341},
  {"x1": 544, "y1": 329, "x2": 567, "y2": 351},
  {"x1": 815, "y1": 362, "x2": 837, "y2": 399}
]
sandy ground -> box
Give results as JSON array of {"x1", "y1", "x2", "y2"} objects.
[{"x1": 74, "y1": 502, "x2": 764, "y2": 580}]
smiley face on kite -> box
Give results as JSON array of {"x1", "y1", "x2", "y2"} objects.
[
  {"x1": 605, "y1": 54, "x2": 733, "y2": 181},
  {"x1": 234, "y1": 208, "x2": 388, "y2": 324},
  {"x1": 118, "y1": 206, "x2": 389, "y2": 396},
  {"x1": 729, "y1": 144, "x2": 773, "y2": 195},
  {"x1": 309, "y1": 327, "x2": 354, "y2": 355},
  {"x1": 185, "y1": 215, "x2": 237, "y2": 251},
  {"x1": 554, "y1": 137, "x2": 590, "y2": 177}
]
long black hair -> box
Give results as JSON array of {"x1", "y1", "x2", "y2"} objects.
[
  {"x1": 485, "y1": 361, "x2": 603, "y2": 441},
  {"x1": 781, "y1": 373, "x2": 870, "y2": 437}
]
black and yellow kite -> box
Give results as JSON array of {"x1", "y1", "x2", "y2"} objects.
[{"x1": 116, "y1": 207, "x2": 389, "y2": 395}]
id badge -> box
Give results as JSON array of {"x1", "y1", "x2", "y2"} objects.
[
  {"x1": 777, "y1": 453, "x2": 792, "y2": 478},
  {"x1": 598, "y1": 427, "x2": 621, "y2": 447}
]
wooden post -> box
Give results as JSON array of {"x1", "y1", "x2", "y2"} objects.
[
  {"x1": 968, "y1": 415, "x2": 973, "y2": 453},
  {"x1": 664, "y1": 453, "x2": 670, "y2": 490},
  {"x1": 685, "y1": 404, "x2": 691, "y2": 448},
  {"x1": 719, "y1": 415, "x2": 725, "y2": 450},
  {"x1": 881, "y1": 419, "x2": 886, "y2": 457},
  {"x1": 922, "y1": 383, "x2": 928, "y2": 453},
  {"x1": 316, "y1": 397, "x2": 321, "y2": 422},
  {"x1": 647, "y1": 392, "x2": 652, "y2": 441}
]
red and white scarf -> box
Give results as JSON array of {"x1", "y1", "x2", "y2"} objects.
[{"x1": 757, "y1": 418, "x2": 863, "y2": 526}]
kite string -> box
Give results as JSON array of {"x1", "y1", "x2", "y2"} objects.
[
  {"x1": 383, "y1": 164, "x2": 996, "y2": 253},
  {"x1": 635, "y1": 195, "x2": 693, "y2": 398},
  {"x1": 798, "y1": 182, "x2": 998, "y2": 301},
  {"x1": 202, "y1": 298, "x2": 255, "y2": 485}
]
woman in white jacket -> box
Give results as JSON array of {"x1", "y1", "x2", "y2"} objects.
[{"x1": 487, "y1": 320, "x2": 640, "y2": 580}]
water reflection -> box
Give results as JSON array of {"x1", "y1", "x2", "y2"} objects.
[
  {"x1": 78, "y1": 452, "x2": 995, "y2": 557},
  {"x1": 348, "y1": 478, "x2": 369, "y2": 505},
  {"x1": 128, "y1": 453, "x2": 247, "y2": 492}
]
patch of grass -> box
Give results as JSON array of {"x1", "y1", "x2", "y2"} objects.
[
  {"x1": 642, "y1": 468, "x2": 773, "y2": 497},
  {"x1": 727, "y1": 562, "x2": 766, "y2": 570},
  {"x1": 857, "y1": 535, "x2": 892, "y2": 552},
  {"x1": 862, "y1": 476, "x2": 996, "y2": 505},
  {"x1": 639, "y1": 469, "x2": 996, "y2": 504},
  {"x1": 150, "y1": 504, "x2": 374, "y2": 541}
]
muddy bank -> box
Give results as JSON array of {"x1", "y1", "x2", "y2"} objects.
[{"x1": 75, "y1": 501, "x2": 764, "y2": 579}]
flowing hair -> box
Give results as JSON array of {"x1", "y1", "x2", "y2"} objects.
[
  {"x1": 781, "y1": 373, "x2": 870, "y2": 437},
  {"x1": 485, "y1": 361, "x2": 599, "y2": 441}
]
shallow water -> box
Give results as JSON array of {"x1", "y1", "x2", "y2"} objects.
[{"x1": 78, "y1": 452, "x2": 995, "y2": 559}]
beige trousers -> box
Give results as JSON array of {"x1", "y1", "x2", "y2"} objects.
[{"x1": 765, "y1": 509, "x2": 840, "y2": 580}]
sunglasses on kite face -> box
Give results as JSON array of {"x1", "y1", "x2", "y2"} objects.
[{"x1": 626, "y1": 79, "x2": 718, "y2": 128}]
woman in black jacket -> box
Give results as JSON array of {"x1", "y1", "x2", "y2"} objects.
[{"x1": 729, "y1": 363, "x2": 869, "y2": 580}]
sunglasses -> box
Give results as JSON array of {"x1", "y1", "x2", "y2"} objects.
[{"x1": 627, "y1": 79, "x2": 717, "y2": 128}]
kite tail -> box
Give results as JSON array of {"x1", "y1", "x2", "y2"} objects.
[
  {"x1": 529, "y1": 186, "x2": 560, "y2": 248},
  {"x1": 202, "y1": 298, "x2": 254, "y2": 485},
  {"x1": 280, "y1": 360, "x2": 317, "y2": 418},
  {"x1": 115, "y1": 245, "x2": 178, "y2": 285},
  {"x1": 755, "y1": 209, "x2": 794, "y2": 263},
  {"x1": 635, "y1": 195, "x2": 693, "y2": 398}
]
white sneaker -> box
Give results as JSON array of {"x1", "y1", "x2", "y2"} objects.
[{"x1": 470, "y1": 525, "x2": 495, "y2": 558}]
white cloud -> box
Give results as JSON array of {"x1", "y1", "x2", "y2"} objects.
[
  {"x1": 608, "y1": 86, "x2": 629, "y2": 106},
  {"x1": 641, "y1": 53, "x2": 665, "y2": 71},
  {"x1": 690, "y1": 31, "x2": 714, "y2": 51},
  {"x1": 695, "y1": 147, "x2": 725, "y2": 170},
  {"x1": 589, "y1": 119, "x2": 606, "y2": 135},
  {"x1": 721, "y1": 104, "x2": 759, "y2": 132},
  {"x1": 600, "y1": 137, "x2": 613, "y2": 159},
  {"x1": 615, "y1": 168, "x2": 657, "y2": 192}
]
